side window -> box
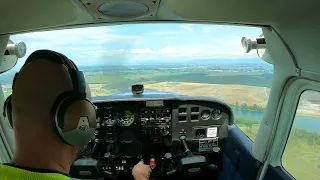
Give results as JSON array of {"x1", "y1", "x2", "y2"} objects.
[
  {"x1": 282, "y1": 90, "x2": 320, "y2": 180},
  {"x1": 0, "y1": 73, "x2": 14, "y2": 99}
]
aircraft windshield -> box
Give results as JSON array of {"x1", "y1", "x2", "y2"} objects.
[
  {"x1": 7, "y1": 23, "x2": 272, "y2": 100},
  {"x1": 3, "y1": 23, "x2": 273, "y2": 140}
]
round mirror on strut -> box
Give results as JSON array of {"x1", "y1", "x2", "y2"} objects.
[
  {"x1": 241, "y1": 35, "x2": 273, "y2": 64},
  {"x1": 0, "y1": 40, "x2": 27, "y2": 74},
  {"x1": 257, "y1": 48, "x2": 273, "y2": 64}
]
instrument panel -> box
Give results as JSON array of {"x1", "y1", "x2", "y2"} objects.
[
  {"x1": 102, "y1": 108, "x2": 135, "y2": 127},
  {"x1": 76, "y1": 97, "x2": 233, "y2": 179}
]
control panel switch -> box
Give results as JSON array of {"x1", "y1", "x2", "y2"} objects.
[{"x1": 149, "y1": 158, "x2": 156, "y2": 170}]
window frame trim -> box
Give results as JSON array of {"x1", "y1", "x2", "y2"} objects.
[
  {"x1": 0, "y1": 82, "x2": 14, "y2": 163},
  {"x1": 269, "y1": 78, "x2": 320, "y2": 167}
]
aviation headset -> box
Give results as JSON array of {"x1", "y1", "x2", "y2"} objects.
[{"x1": 3, "y1": 50, "x2": 97, "y2": 148}]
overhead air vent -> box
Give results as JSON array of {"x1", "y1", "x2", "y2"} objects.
[
  {"x1": 81, "y1": 0, "x2": 160, "y2": 20},
  {"x1": 98, "y1": 1, "x2": 149, "y2": 17}
]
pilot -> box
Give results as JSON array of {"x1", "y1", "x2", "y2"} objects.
[{"x1": 0, "y1": 50, "x2": 150, "y2": 180}]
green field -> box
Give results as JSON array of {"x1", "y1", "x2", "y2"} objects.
[
  {"x1": 237, "y1": 117, "x2": 320, "y2": 180},
  {"x1": 82, "y1": 66, "x2": 273, "y2": 93},
  {"x1": 0, "y1": 65, "x2": 273, "y2": 98}
]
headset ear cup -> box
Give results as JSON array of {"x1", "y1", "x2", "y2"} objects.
[
  {"x1": 53, "y1": 95, "x2": 96, "y2": 148},
  {"x1": 3, "y1": 95, "x2": 13, "y2": 128}
]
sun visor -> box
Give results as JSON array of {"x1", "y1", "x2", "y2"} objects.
[{"x1": 0, "y1": 40, "x2": 27, "y2": 74}]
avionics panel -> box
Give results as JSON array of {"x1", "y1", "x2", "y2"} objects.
[
  {"x1": 77, "y1": 97, "x2": 232, "y2": 179},
  {"x1": 171, "y1": 100, "x2": 230, "y2": 154},
  {"x1": 140, "y1": 107, "x2": 171, "y2": 136}
]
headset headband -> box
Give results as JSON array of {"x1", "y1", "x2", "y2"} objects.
[
  {"x1": 12, "y1": 50, "x2": 86, "y2": 96},
  {"x1": 4, "y1": 50, "x2": 96, "y2": 147}
]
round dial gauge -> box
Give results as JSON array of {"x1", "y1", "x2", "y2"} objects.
[
  {"x1": 106, "y1": 144, "x2": 120, "y2": 158},
  {"x1": 201, "y1": 110, "x2": 211, "y2": 120},
  {"x1": 195, "y1": 129, "x2": 206, "y2": 138},
  {"x1": 117, "y1": 110, "x2": 134, "y2": 126},
  {"x1": 212, "y1": 109, "x2": 222, "y2": 119},
  {"x1": 103, "y1": 108, "x2": 116, "y2": 126}
]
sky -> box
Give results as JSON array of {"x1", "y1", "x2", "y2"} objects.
[{"x1": 10, "y1": 23, "x2": 263, "y2": 67}]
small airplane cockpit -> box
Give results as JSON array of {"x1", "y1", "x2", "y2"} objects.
[
  {"x1": 71, "y1": 84, "x2": 233, "y2": 179},
  {"x1": 0, "y1": 0, "x2": 320, "y2": 180}
]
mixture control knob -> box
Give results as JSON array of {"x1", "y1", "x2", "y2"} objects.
[{"x1": 149, "y1": 158, "x2": 156, "y2": 170}]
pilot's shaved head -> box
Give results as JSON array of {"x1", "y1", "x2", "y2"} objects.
[{"x1": 11, "y1": 59, "x2": 92, "y2": 173}]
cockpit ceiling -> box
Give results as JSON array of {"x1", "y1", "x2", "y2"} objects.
[
  {"x1": 1, "y1": 0, "x2": 320, "y2": 74},
  {"x1": 1, "y1": 0, "x2": 319, "y2": 34}
]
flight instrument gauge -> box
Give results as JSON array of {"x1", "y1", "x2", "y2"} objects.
[
  {"x1": 212, "y1": 109, "x2": 222, "y2": 120},
  {"x1": 117, "y1": 110, "x2": 134, "y2": 126},
  {"x1": 103, "y1": 108, "x2": 117, "y2": 126},
  {"x1": 106, "y1": 144, "x2": 120, "y2": 158},
  {"x1": 201, "y1": 110, "x2": 211, "y2": 120}
]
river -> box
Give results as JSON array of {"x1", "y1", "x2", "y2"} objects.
[{"x1": 233, "y1": 109, "x2": 320, "y2": 133}]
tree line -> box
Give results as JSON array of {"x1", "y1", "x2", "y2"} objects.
[
  {"x1": 236, "y1": 117, "x2": 320, "y2": 146},
  {"x1": 230, "y1": 101, "x2": 265, "y2": 113}
]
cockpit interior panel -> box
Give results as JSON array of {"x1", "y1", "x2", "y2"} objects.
[{"x1": 71, "y1": 95, "x2": 233, "y2": 180}]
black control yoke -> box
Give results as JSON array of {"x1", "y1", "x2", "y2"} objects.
[{"x1": 166, "y1": 135, "x2": 217, "y2": 178}]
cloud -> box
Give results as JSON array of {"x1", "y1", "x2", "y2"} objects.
[
  {"x1": 158, "y1": 45, "x2": 176, "y2": 54},
  {"x1": 12, "y1": 27, "x2": 141, "y2": 51},
  {"x1": 16, "y1": 27, "x2": 112, "y2": 45},
  {"x1": 143, "y1": 30, "x2": 182, "y2": 36},
  {"x1": 216, "y1": 26, "x2": 225, "y2": 30},
  {"x1": 179, "y1": 24, "x2": 195, "y2": 32},
  {"x1": 202, "y1": 27, "x2": 212, "y2": 33},
  {"x1": 130, "y1": 48, "x2": 153, "y2": 54},
  {"x1": 83, "y1": 49, "x2": 129, "y2": 57},
  {"x1": 10, "y1": 23, "x2": 263, "y2": 67},
  {"x1": 81, "y1": 43, "x2": 256, "y2": 61}
]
